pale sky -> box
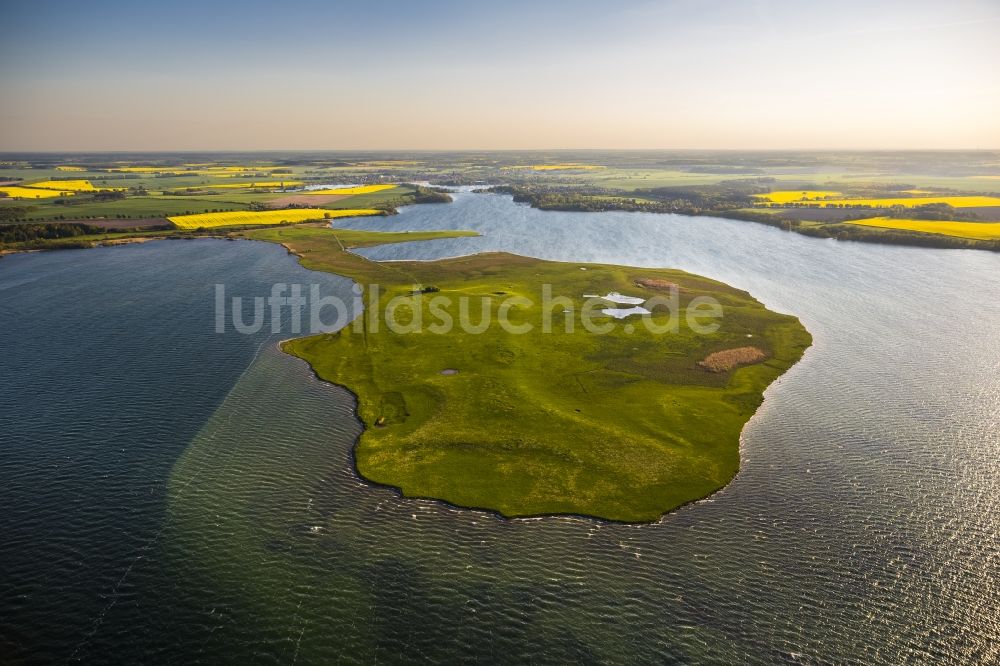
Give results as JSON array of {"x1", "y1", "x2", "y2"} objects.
[{"x1": 1, "y1": 0, "x2": 998, "y2": 151}]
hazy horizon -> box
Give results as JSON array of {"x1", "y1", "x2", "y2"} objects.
[{"x1": 2, "y1": 0, "x2": 998, "y2": 151}]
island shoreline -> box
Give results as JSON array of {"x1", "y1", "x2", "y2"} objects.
[{"x1": 262, "y1": 230, "x2": 812, "y2": 524}]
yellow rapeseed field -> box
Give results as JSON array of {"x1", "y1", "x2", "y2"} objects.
[
  {"x1": 205, "y1": 181, "x2": 304, "y2": 189},
  {"x1": 848, "y1": 217, "x2": 1000, "y2": 241},
  {"x1": 302, "y1": 184, "x2": 397, "y2": 195},
  {"x1": 168, "y1": 208, "x2": 382, "y2": 229},
  {"x1": 25, "y1": 179, "x2": 120, "y2": 192},
  {"x1": 754, "y1": 190, "x2": 842, "y2": 203},
  {"x1": 824, "y1": 196, "x2": 1000, "y2": 208},
  {"x1": 55, "y1": 166, "x2": 86, "y2": 172},
  {"x1": 759, "y1": 194, "x2": 1000, "y2": 208},
  {"x1": 0, "y1": 186, "x2": 72, "y2": 199}
]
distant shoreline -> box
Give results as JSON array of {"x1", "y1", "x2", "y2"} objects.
[{"x1": 487, "y1": 187, "x2": 1000, "y2": 253}]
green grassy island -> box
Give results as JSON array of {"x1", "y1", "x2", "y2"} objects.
[{"x1": 245, "y1": 224, "x2": 812, "y2": 522}]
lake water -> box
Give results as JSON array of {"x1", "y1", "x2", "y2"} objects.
[{"x1": 1, "y1": 192, "x2": 998, "y2": 663}]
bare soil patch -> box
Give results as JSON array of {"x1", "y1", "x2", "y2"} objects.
[
  {"x1": 698, "y1": 346, "x2": 766, "y2": 373},
  {"x1": 634, "y1": 277, "x2": 679, "y2": 291}
]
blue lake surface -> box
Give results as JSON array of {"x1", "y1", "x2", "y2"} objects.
[{"x1": 1, "y1": 194, "x2": 998, "y2": 663}]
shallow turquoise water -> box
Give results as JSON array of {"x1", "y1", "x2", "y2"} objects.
[{"x1": 1, "y1": 195, "x2": 998, "y2": 663}]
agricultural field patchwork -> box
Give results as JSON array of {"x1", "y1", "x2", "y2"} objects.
[{"x1": 3, "y1": 152, "x2": 998, "y2": 251}]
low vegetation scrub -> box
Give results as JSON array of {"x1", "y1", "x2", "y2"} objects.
[{"x1": 0, "y1": 222, "x2": 104, "y2": 244}]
